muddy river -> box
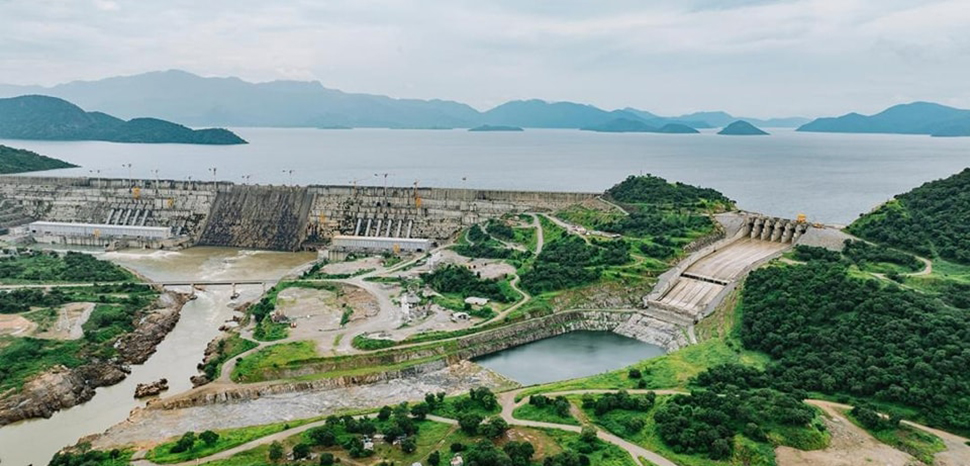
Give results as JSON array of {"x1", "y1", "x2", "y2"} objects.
[{"x1": 0, "y1": 247, "x2": 315, "y2": 466}]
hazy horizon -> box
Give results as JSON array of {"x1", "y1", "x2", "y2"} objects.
[{"x1": 2, "y1": 1, "x2": 969, "y2": 118}]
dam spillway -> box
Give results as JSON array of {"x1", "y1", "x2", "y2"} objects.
[
  {"x1": 197, "y1": 186, "x2": 314, "y2": 250},
  {"x1": 0, "y1": 176, "x2": 596, "y2": 251}
]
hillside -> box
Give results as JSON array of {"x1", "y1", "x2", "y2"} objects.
[
  {"x1": 579, "y1": 118, "x2": 656, "y2": 133},
  {"x1": 657, "y1": 123, "x2": 699, "y2": 134},
  {"x1": 847, "y1": 168, "x2": 970, "y2": 263},
  {"x1": 0, "y1": 145, "x2": 77, "y2": 174},
  {"x1": 798, "y1": 102, "x2": 970, "y2": 137},
  {"x1": 0, "y1": 70, "x2": 808, "y2": 130},
  {"x1": 718, "y1": 120, "x2": 768, "y2": 135},
  {"x1": 0, "y1": 95, "x2": 246, "y2": 144}
]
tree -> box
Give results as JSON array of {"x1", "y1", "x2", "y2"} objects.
[
  {"x1": 628, "y1": 368, "x2": 642, "y2": 379},
  {"x1": 411, "y1": 402, "x2": 431, "y2": 420},
  {"x1": 319, "y1": 452, "x2": 335, "y2": 466},
  {"x1": 307, "y1": 426, "x2": 337, "y2": 447},
  {"x1": 479, "y1": 417, "x2": 509, "y2": 439},
  {"x1": 268, "y1": 441, "x2": 284, "y2": 462},
  {"x1": 428, "y1": 450, "x2": 441, "y2": 466},
  {"x1": 459, "y1": 413, "x2": 484, "y2": 435},
  {"x1": 580, "y1": 426, "x2": 598, "y2": 444},
  {"x1": 293, "y1": 443, "x2": 311, "y2": 460},
  {"x1": 401, "y1": 437, "x2": 417, "y2": 454},
  {"x1": 378, "y1": 405, "x2": 392, "y2": 421},
  {"x1": 169, "y1": 431, "x2": 196, "y2": 453},
  {"x1": 199, "y1": 430, "x2": 219, "y2": 447}
]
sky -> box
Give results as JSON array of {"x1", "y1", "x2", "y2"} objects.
[{"x1": 1, "y1": 0, "x2": 969, "y2": 117}]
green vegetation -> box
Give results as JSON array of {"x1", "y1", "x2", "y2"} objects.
[
  {"x1": 253, "y1": 318, "x2": 289, "y2": 341},
  {"x1": 231, "y1": 341, "x2": 319, "y2": 383},
  {"x1": 847, "y1": 168, "x2": 970, "y2": 263},
  {"x1": 146, "y1": 418, "x2": 322, "y2": 464},
  {"x1": 0, "y1": 285, "x2": 158, "y2": 392},
  {"x1": 351, "y1": 334, "x2": 396, "y2": 350},
  {"x1": 0, "y1": 250, "x2": 134, "y2": 284},
  {"x1": 845, "y1": 405, "x2": 946, "y2": 464},
  {"x1": 430, "y1": 387, "x2": 501, "y2": 419},
  {"x1": 0, "y1": 144, "x2": 77, "y2": 174},
  {"x1": 454, "y1": 225, "x2": 528, "y2": 260},
  {"x1": 513, "y1": 400, "x2": 579, "y2": 426},
  {"x1": 520, "y1": 235, "x2": 631, "y2": 293},
  {"x1": 199, "y1": 334, "x2": 258, "y2": 380},
  {"x1": 49, "y1": 446, "x2": 133, "y2": 466},
  {"x1": 740, "y1": 257, "x2": 970, "y2": 434},
  {"x1": 841, "y1": 239, "x2": 923, "y2": 273},
  {"x1": 0, "y1": 95, "x2": 246, "y2": 144},
  {"x1": 423, "y1": 264, "x2": 518, "y2": 302}
]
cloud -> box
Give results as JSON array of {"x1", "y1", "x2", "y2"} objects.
[{"x1": 0, "y1": 0, "x2": 966, "y2": 117}]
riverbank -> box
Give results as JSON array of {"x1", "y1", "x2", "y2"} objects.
[{"x1": 0, "y1": 290, "x2": 188, "y2": 426}]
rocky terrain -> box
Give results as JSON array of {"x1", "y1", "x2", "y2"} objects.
[{"x1": 0, "y1": 291, "x2": 186, "y2": 426}]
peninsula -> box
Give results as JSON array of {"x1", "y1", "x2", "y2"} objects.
[
  {"x1": 0, "y1": 145, "x2": 77, "y2": 174},
  {"x1": 0, "y1": 95, "x2": 247, "y2": 145}
]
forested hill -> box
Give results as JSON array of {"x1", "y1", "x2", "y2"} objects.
[
  {"x1": 606, "y1": 174, "x2": 734, "y2": 210},
  {"x1": 0, "y1": 95, "x2": 246, "y2": 145},
  {"x1": 741, "y1": 255, "x2": 970, "y2": 434},
  {"x1": 847, "y1": 168, "x2": 970, "y2": 263},
  {"x1": 0, "y1": 145, "x2": 77, "y2": 174}
]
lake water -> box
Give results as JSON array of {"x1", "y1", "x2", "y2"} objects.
[
  {"x1": 473, "y1": 331, "x2": 666, "y2": 386},
  {"x1": 0, "y1": 248, "x2": 315, "y2": 466},
  {"x1": 4, "y1": 128, "x2": 970, "y2": 225}
]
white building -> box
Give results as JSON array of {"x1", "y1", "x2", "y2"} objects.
[
  {"x1": 464, "y1": 297, "x2": 489, "y2": 306},
  {"x1": 28, "y1": 221, "x2": 172, "y2": 239}
]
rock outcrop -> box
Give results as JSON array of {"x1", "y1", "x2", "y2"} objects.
[
  {"x1": 0, "y1": 291, "x2": 186, "y2": 426},
  {"x1": 134, "y1": 379, "x2": 169, "y2": 398},
  {"x1": 0, "y1": 363, "x2": 128, "y2": 425}
]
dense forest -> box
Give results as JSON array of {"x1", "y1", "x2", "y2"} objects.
[
  {"x1": 740, "y1": 258, "x2": 970, "y2": 432},
  {"x1": 520, "y1": 235, "x2": 630, "y2": 293},
  {"x1": 0, "y1": 144, "x2": 77, "y2": 174},
  {"x1": 423, "y1": 265, "x2": 516, "y2": 302},
  {"x1": 0, "y1": 251, "x2": 133, "y2": 283},
  {"x1": 847, "y1": 168, "x2": 970, "y2": 263},
  {"x1": 605, "y1": 175, "x2": 733, "y2": 209}
]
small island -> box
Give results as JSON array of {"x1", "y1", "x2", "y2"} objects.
[
  {"x1": 468, "y1": 124, "x2": 524, "y2": 132},
  {"x1": 0, "y1": 95, "x2": 247, "y2": 145},
  {"x1": 0, "y1": 145, "x2": 78, "y2": 174},
  {"x1": 580, "y1": 118, "x2": 657, "y2": 133},
  {"x1": 718, "y1": 120, "x2": 769, "y2": 136},
  {"x1": 317, "y1": 125, "x2": 353, "y2": 130},
  {"x1": 657, "y1": 123, "x2": 700, "y2": 134}
]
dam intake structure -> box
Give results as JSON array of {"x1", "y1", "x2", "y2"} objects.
[{"x1": 0, "y1": 176, "x2": 597, "y2": 251}]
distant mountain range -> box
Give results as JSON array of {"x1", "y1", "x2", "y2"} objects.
[
  {"x1": 0, "y1": 95, "x2": 246, "y2": 144},
  {"x1": 0, "y1": 70, "x2": 809, "y2": 130},
  {"x1": 797, "y1": 102, "x2": 970, "y2": 137}
]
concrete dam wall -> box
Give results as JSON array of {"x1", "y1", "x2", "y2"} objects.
[
  {"x1": 0, "y1": 176, "x2": 597, "y2": 251},
  {"x1": 198, "y1": 186, "x2": 314, "y2": 250}
]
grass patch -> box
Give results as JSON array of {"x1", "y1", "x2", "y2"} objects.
[
  {"x1": 513, "y1": 402, "x2": 580, "y2": 426},
  {"x1": 844, "y1": 410, "x2": 946, "y2": 464},
  {"x1": 0, "y1": 250, "x2": 135, "y2": 284},
  {"x1": 200, "y1": 334, "x2": 258, "y2": 380},
  {"x1": 252, "y1": 318, "x2": 289, "y2": 341},
  {"x1": 146, "y1": 417, "x2": 323, "y2": 464},
  {"x1": 231, "y1": 341, "x2": 319, "y2": 383},
  {"x1": 351, "y1": 334, "x2": 396, "y2": 350}
]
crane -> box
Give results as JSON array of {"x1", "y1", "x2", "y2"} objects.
[
  {"x1": 413, "y1": 180, "x2": 422, "y2": 208},
  {"x1": 349, "y1": 177, "x2": 366, "y2": 197}
]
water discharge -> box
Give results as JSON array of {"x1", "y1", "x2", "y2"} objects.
[{"x1": 0, "y1": 248, "x2": 315, "y2": 466}]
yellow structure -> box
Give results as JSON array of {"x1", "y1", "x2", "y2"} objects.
[{"x1": 796, "y1": 213, "x2": 807, "y2": 223}]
